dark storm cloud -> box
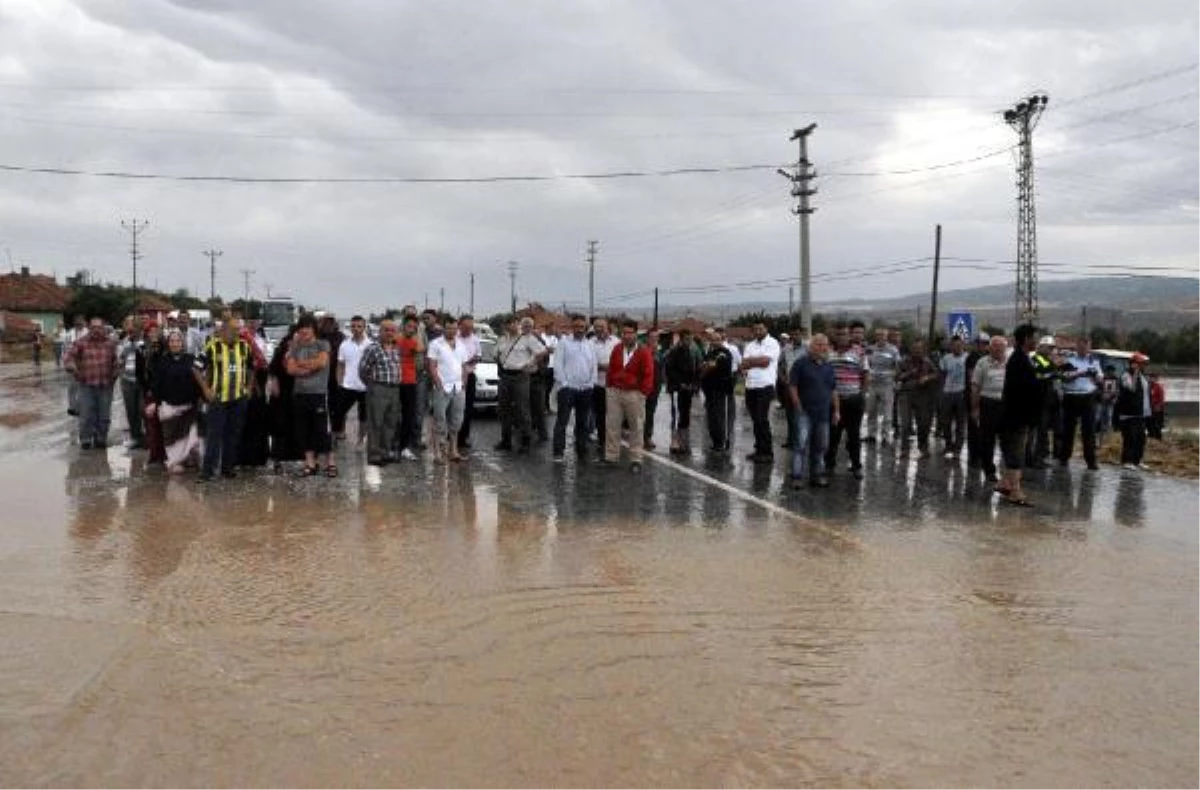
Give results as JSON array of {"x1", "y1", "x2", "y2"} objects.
[{"x1": 0, "y1": 0, "x2": 1195, "y2": 315}]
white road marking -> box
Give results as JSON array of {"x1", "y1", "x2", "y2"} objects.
[{"x1": 636, "y1": 450, "x2": 865, "y2": 549}]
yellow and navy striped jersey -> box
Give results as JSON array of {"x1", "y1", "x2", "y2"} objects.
[{"x1": 195, "y1": 337, "x2": 252, "y2": 402}]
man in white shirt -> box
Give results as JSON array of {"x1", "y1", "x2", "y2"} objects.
[
  {"x1": 425, "y1": 317, "x2": 470, "y2": 464},
  {"x1": 176, "y1": 309, "x2": 206, "y2": 357},
  {"x1": 739, "y1": 322, "x2": 781, "y2": 463},
  {"x1": 551, "y1": 314, "x2": 597, "y2": 461},
  {"x1": 334, "y1": 315, "x2": 371, "y2": 446},
  {"x1": 455, "y1": 315, "x2": 483, "y2": 452},
  {"x1": 590, "y1": 318, "x2": 620, "y2": 448}
]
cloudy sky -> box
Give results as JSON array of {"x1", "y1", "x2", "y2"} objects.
[{"x1": 1, "y1": 0, "x2": 1196, "y2": 317}]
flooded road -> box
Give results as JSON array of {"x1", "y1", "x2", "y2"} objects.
[{"x1": 1, "y1": 365, "x2": 1197, "y2": 787}]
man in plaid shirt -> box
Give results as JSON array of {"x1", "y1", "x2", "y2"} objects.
[
  {"x1": 64, "y1": 317, "x2": 119, "y2": 449},
  {"x1": 358, "y1": 319, "x2": 403, "y2": 468}
]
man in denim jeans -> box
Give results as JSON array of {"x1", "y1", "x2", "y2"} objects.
[
  {"x1": 64, "y1": 317, "x2": 119, "y2": 449},
  {"x1": 788, "y1": 333, "x2": 839, "y2": 489}
]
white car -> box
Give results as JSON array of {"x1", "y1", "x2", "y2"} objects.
[{"x1": 473, "y1": 338, "x2": 499, "y2": 412}]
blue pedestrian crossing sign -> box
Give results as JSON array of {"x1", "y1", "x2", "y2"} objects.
[{"x1": 946, "y1": 311, "x2": 975, "y2": 340}]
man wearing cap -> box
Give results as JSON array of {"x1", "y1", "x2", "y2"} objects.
[
  {"x1": 1029, "y1": 335, "x2": 1061, "y2": 468},
  {"x1": 1057, "y1": 336, "x2": 1103, "y2": 470},
  {"x1": 1115, "y1": 352, "x2": 1152, "y2": 469}
]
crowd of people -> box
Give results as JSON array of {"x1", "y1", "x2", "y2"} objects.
[{"x1": 57, "y1": 306, "x2": 1169, "y2": 506}]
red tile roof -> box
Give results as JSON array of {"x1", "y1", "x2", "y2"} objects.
[
  {"x1": 1, "y1": 311, "x2": 40, "y2": 340},
  {"x1": 0, "y1": 271, "x2": 71, "y2": 312},
  {"x1": 135, "y1": 295, "x2": 176, "y2": 313}
]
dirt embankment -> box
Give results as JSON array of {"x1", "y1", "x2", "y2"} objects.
[{"x1": 1098, "y1": 431, "x2": 1198, "y2": 479}]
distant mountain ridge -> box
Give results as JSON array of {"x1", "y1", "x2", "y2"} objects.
[{"x1": 643, "y1": 276, "x2": 1199, "y2": 331}]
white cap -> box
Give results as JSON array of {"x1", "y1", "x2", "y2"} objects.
[
  {"x1": 977, "y1": 332, "x2": 990, "y2": 342},
  {"x1": 1039, "y1": 335, "x2": 1055, "y2": 347}
]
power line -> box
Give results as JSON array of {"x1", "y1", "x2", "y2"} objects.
[{"x1": 0, "y1": 161, "x2": 781, "y2": 184}]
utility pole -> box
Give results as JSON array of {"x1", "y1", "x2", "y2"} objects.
[
  {"x1": 1003, "y1": 93, "x2": 1049, "y2": 325},
  {"x1": 927, "y1": 224, "x2": 942, "y2": 343},
  {"x1": 507, "y1": 260, "x2": 519, "y2": 315},
  {"x1": 778, "y1": 125, "x2": 817, "y2": 336},
  {"x1": 586, "y1": 240, "x2": 599, "y2": 320},
  {"x1": 653, "y1": 287, "x2": 659, "y2": 329},
  {"x1": 439, "y1": 287, "x2": 445, "y2": 314},
  {"x1": 788, "y1": 285, "x2": 795, "y2": 317},
  {"x1": 239, "y1": 268, "x2": 254, "y2": 303},
  {"x1": 120, "y1": 219, "x2": 148, "y2": 303},
  {"x1": 469, "y1": 271, "x2": 475, "y2": 315},
  {"x1": 202, "y1": 248, "x2": 223, "y2": 301}
]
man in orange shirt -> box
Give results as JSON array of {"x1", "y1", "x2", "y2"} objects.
[{"x1": 603, "y1": 320, "x2": 655, "y2": 472}]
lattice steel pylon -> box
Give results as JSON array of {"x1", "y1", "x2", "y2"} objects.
[{"x1": 1003, "y1": 93, "x2": 1049, "y2": 326}]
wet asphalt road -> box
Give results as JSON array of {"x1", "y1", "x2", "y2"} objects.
[{"x1": 1, "y1": 364, "x2": 1197, "y2": 787}]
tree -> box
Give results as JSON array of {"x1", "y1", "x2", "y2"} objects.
[{"x1": 1089, "y1": 326, "x2": 1119, "y2": 349}]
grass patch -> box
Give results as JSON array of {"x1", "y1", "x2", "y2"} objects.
[{"x1": 1097, "y1": 430, "x2": 1198, "y2": 479}]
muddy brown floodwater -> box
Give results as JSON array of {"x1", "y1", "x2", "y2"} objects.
[{"x1": 0, "y1": 366, "x2": 1197, "y2": 787}]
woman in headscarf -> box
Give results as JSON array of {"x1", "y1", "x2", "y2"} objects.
[
  {"x1": 147, "y1": 329, "x2": 204, "y2": 474},
  {"x1": 267, "y1": 324, "x2": 303, "y2": 470},
  {"x1": 137, "y1": 322, "x2": 168, "y2": 465},
  {"x1": 238, "y1": 319, "x2": 271, "y2": 467}
]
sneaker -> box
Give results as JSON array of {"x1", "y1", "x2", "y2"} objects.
[
  {"x1": 1137, "y1": 463, "x2": 1150, "y2": 471},
  {"x1": 943, "y1": 451, "x2": 954, "y2": 460},
  {"x1": 400, "y1": 448, "x2": 418, "y2": 461},
  {"x1": 552, "y1": 453, "x2": 564, "y2": 463},
  {"x1": 1122, "y1": 463, "x2": 1137, "y2": 470},
  {"x1": 79, "y1": 440, "x2": 93, "y2": 450},
  {"x1": 851, "y1": 466, "x2": 864, "y2": 481}
]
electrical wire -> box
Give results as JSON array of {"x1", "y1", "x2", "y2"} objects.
[{"x1": 0, "y1": 161, "x2": 783, "y2": 184}]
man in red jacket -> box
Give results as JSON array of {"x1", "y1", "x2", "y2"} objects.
[{"x1": 604, "y1": 319, "x2": 655, "y2": 472}]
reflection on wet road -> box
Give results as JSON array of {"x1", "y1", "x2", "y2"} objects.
[{"x1": 1, "y1": 368, "x2": 1197, "y2": 786}]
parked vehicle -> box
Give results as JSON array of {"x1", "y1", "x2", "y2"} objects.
[{"x1": 473, "y1": 338, "x2": 499, "y2": 412}]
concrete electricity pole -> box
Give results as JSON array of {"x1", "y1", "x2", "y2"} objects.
[
  {"x1": 202, "y1": 248, "x2": 223, "y2": 301},
  {"x1": 120, "y1": 219, "x2": 148, "y2": 302},
  {"x1": 1003, "y1": 93, "x2": 1049, "y2": 325},
  {"x1": 586, "y1": 240, "x2": 599, "y2": 320},
  {"x1": 239, "y1": 268, "x2": 255, "y2": 304},
  {"x1": 778, "y1": 125, "x2": 817, "y2": 336},
  {"x1": 469, "y1": 271, "x2": 475, "y2": 315},
  {"x1": 507, "y1": 260, "x2": 519, "y2": 314}
]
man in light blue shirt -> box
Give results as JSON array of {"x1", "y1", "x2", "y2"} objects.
[
  {"x1": 552, "y1": 314, "x2": 598, "y2": 461},
  {"x1": 1058, "y1": 336, "x2": 1103, "y2": 470}
]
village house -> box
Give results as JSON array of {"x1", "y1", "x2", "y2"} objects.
[{"x1": 0, "y1": 267, "x2": 72, "y2": 335}]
